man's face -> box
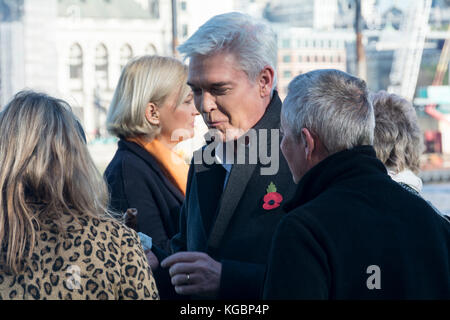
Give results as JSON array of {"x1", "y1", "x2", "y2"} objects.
[
  {"x1": 187, "y1": 52, "x2": 266, "y2": 142},
  {"x1": 280, "y1": 115, "x2": 307, "y2": 184}
]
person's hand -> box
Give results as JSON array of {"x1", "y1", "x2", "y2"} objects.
[
  {"x1": 161, "y1": 252, "x2": 222, "y2": 297},
  {"x1": 124, "y1": 208, "x2": 138, "y2": 229},
  {"x1": 145, "y1": 249, "x2": 159, "y2": 271}
]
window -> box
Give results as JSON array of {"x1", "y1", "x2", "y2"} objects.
[
  {"x1": 182, "y1": 24, "x2": 188, "y2": 37},
  {"x1": 69, "y1": 43, "x2": 83, "y2": 90},
  {"x1": 282, "y1": 55, "x2": 291, "y2": 63},
  {"x1": 306, "y1": 56, "x2": 310, "y2": 63},
  {"x1": 69, "y1": 43, "x2": 83, "y2": 80},
  {"x1": 120, "y1": 44, "x2": 133, "y2": 71},
  {"x1": 283, "y1": 70, "x2": 292, "y2": 79},
  {"x1": 66, "y1": 5, "x2": 81, "y2": 21},
  {"x1": 298, "y1": 55, "x2": 302, "y2": 62},
  {"x1": 95, "y1": 44, "x2": 109, "y2": 90},
  {"x1": 282, "y1": 39, "x2": 291, "y2": 49},
  {"x1": 181, "y1": 1, "x2": 187, "y2": 11},
  {"x1": 149, "y1": 0, "x2": 159, "y2": 19}
]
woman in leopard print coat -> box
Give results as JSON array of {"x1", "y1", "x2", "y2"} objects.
[{"x1": 0, "y1": 91, "x2": 159, "y2": 300}]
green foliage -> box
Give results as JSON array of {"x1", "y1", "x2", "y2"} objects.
[{"x1": 266, "y1": 182, "x2": 277, "y2": 194}]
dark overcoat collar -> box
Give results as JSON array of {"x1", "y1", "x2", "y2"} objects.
[
  {"x1": 284, "y1": 145, "x2": 387, "y2": 212},
  {"x1": 191, "y1": 91, "x2": 283, "y2": 249}
]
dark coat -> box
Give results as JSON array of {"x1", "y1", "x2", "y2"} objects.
[
  {"x1": 263, "y1": 146, "x2": 450, "y2": 299},
  {"x1": 154, "y1": 92, "x2": 297, "y2": 299},
  {"x1": 104, "y1": 139, "x2": 184, "y2": 253}
]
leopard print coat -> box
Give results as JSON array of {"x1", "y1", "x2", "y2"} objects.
[{"x1": 0, "y1": 214, "x2": 159, "y2": 300}]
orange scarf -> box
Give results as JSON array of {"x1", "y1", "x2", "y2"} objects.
[{"x1": 127, "y1": 137, "x2": 188, "y2": 196}]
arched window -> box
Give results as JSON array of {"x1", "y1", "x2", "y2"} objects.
[
  {"x1": 69, "y1": 43, "x2": 83, "y2": 90},
  {"x1": 145, "y1": 43, "x2": 157, "y2": 55},
  {"x1": 120, "y1": 44, "x2": 133, "y2": 71},
  {"x1": 95, "y1": 44, "x2": 109, "y2": 90}
]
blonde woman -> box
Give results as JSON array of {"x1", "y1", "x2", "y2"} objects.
[
  {"x1": 105, "y1": 55, "x2": 198, "y2": 254},
  {"x1": 0, "y1": 91, "x2": 159, "y2": 300},
  {"x1": 372, "y1": 90, "x2": 449, "y2": 221},
  {"x1": 371, "y1": 91, "x2": 424, "y2": 193}
]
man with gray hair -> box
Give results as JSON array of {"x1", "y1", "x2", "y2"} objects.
[
  {"x1": 152, "y1": 12, "x2": 296, "y2": 299},
  {"x1": 263, "y1": 69, "x2": 450, "y2": 299}
]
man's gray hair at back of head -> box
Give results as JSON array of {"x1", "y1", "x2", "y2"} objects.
[
  {"x1": 282, "y1": 69, "x2": 375, "y2": 155},
  {"x1": 177, "y1": 12, "x2": 278, "y2": 91}
]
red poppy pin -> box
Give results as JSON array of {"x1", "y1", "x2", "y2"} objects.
[{"x1": 263, "y1": 182, "x2": 283, "y2": 210}]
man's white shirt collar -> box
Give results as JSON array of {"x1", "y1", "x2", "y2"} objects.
[{"x1": 215, "y1": 143, "x2": 233, "y2": 173}]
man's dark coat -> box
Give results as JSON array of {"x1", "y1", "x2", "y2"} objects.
[
  {"x1": 263, "y1": 146, "x2": 450, "y2": 299},
  {"x1": 155, "y1": 92, "x2": 297, "y2": 299}
]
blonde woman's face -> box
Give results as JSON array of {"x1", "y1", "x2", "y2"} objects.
[{"x1": 158, "y1": 90, "x2": 199, "y2": 144}]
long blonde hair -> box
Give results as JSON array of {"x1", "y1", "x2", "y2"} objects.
[
  {"x1": 106, "y1": 55, "x2": 190, "y2": 140},
  {"x1": 0, "y1": 91, "x2": 111, "y2": 274}
]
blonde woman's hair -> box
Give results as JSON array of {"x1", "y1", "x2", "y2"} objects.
[
  {"x1": 106, "y1": 55, "x2": 190, "y2": 140},
  {"x1": 0, "y1": 91, "x2": 112, "y2": 274},
  {"x1": 371, "y1": 91, "x2": 424, "y2": 174}
]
